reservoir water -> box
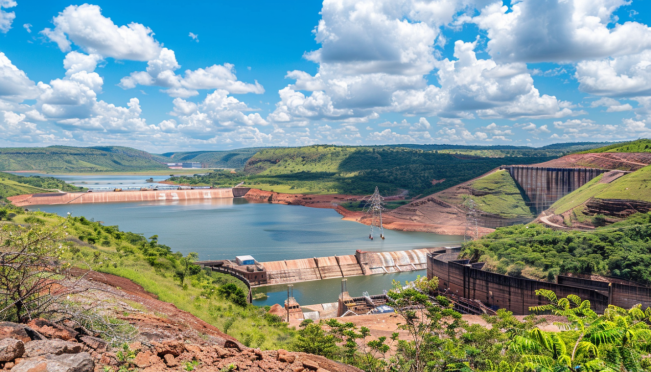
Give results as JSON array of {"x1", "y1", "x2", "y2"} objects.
[{"x1": 25, "y1": 174, "x2": 464, "y2": 306}]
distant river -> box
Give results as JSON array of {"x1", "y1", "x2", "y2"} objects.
[{"x1": 26, "y1": 174, "x2": 464, "y2": 306}]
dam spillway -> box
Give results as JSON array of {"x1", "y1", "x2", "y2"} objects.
[
  {"x1": 8, "y1": 187, "x2": 251, "y2": 207},
  {"x1": 200, "y1": 247, "x2": 452, "y2": 287},
  {"x1": 502, "y1": 166, "x2": 607, "y2": 213}
]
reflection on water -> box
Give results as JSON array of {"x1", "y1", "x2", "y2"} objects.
[
  {"x1": 253, "y1": 271, "x2": 425, "y2": 307},
  {"x1": 28, "y1": 174, "x2": 464, "y2": 306}
]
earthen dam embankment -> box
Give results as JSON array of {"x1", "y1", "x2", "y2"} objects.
[{"x1": 8, "y1": 187, "x2": 251, "y2": 207}]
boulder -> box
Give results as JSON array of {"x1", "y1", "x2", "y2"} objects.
[
  {"x1": 12, "y1": 352, "x2": 94, "y2": 372},
  {"x1": 79, "y1": 336, "x2": 107, "y2": 352},
  {"x1": 152, "y1": 340, "x2": 184, "y2": 357},
  {"x1": 27, "y1": 319, "x2": 78, "y2": 341},
  {"x1": 268, "y1": 304, "x2": 285, "y2": 318},
  {"x1": 0, "y1": 338, "x2": 24, "y2": 362},
  {"x1": 163, "y1": 354, "x2": 178, "y2": 367},
  {"x1": 0, "y1": 322, "x2": 44, "y2": 344},
  {"x1": 24, "y1": 340, "x2": 82, "y2": 357},
  {"x1": 302, "y1": 359, "x2": 319, "y2": 370}
]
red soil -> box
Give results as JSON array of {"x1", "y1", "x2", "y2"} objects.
[{"x1": 533, "y1": 152, "x2": 651, "y2": 171}]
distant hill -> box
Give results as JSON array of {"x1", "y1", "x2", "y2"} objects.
[
  {"x1": 159, "y1": 148, "x2": 263, "y2": 169},
  {"x1": 0, "y1": 172, "x2": 84, "y2": 203},
  {"x1": 0, "y1": 146, "x2": 168, "y2": 172},
  {"x1": 577, "y1": 139, "x2": 651, "y2": 154}
]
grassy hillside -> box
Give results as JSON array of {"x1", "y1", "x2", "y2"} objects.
[
  {"x1": 0, "y1": 172, "x2": 84, "y2": 203},
  {"x1": 0, "y1": 146, "x2": 168, "y2": 172},
  {"x1": 461, "y1": 213, "x2": 651, "y2": 284},
  {"x1": 169, "y1": 146, "x2": 556, "y2": 197},
  {"x1": 0, "y1": 206, "x2": 295, "y2": 349},
  {"x1": 464, "y1": 170, "x2": 534, "y2": 219},
  {"x1": 577, "y1": 138, "x2": 651, "y2": 153},
  {"x1": 160, "y1": 148, "x2": 262, "y2": 169},
  {"x1": 551, "y1": 165, "x2": 651, "y2": 216}
]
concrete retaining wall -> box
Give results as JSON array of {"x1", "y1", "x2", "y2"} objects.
[
  {"x1": 502, "y1": 166, "x2": 607, "y2": 213},
  {"x1": 9, "y1": 187, "x2": 251, "y2": 206}
]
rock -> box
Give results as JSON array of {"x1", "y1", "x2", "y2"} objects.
[
  {"x1": 0, "y1": 323, "x2": 44, "y2": 344},
  {"x1": 224, "y1": 340, "x2": 243, "y2": 351},
  {"x1": 133, "y1": 352, "x2": 153, "y2": 368},
  {"x1": 4, "y1": 362, "x2": 15, "y2": 370},
  {"x1": 12, "y1": 352, "x2": 94, "y2": 372},
  {"x1": 27, "y1": 320, "x2": 77, "y2": 341},
  {"x1": 24, "y1": 340, "x2": 82, "y2": 357},
  {"x1": 163, "y1": 354, "x2": 178, "y2": 367},
  {"x1": 128, "y1": 342, "x2": 142, "y2": 353},
  {"x1": 78, "y1": 337, "x2": 107, "y2": 352},
  {"x1": 212, "y1": 346, "x2": 230, "y2": 358},
  {"x1": 98, "y1": 353, "x2": 118, "y2": 367},
  {"x1": 291, "y1": 367, "x2": 305, "y2": 372},
  {"x1": 302, "y1": 359, "x2": 319, "y2": 370},
  {"x1": 316, "y1": 369, "x2": 331, "y2": 372},
  {"x1": 253, "y1": 349, "x2": 263, "y2": 360},
  {"x1": 268, "y1": 304, "x2": 285, "y2": 318},
  {"x1": 153, "y1": 340, "x2": 184, "y2": 357},
  {"x1": 184, "y1": 344, "x2": 201, "y2": 355},
  {"x1": 0, "y1": 339, "x2": 24, "y2": 362},
  {"x1": 278, "y1": 354, "x2": 295, "y2": 363}
]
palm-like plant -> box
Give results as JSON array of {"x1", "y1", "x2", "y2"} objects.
[{"x1": 587, "y1": 305, "x2": 651, "y2": 372}]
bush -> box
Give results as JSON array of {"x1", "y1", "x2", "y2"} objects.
[{"x1": 592, "y1": 214, "x2": 607, "y2": 226}]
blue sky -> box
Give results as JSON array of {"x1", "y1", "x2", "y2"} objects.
[{"x1": 1, "y1": 0, "x2": 651, "y2": 152}]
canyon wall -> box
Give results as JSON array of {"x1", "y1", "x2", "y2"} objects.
[
  {"x1": 503, "y1": 166, "x2": 607, "y2": 213},
  {"x1": 9, "y1": 188, "x2": 251, "y2": 206}
]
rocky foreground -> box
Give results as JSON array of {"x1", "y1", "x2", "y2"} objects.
[{"x1": 0, "y1": 319, "x2": 360, "y2": 372}]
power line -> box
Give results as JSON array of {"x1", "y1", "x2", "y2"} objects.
[{"x1": 363, "y1": 186, "x2": 386, "y2": 240}]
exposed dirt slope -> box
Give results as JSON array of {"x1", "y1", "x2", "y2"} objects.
[{"x1": 532, "y1": 152, "x2": 651, "y2": 171}]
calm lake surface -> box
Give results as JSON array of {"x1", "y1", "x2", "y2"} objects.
[{"x1": 28, "y1": 174, "x2": 464, "y2": 305}]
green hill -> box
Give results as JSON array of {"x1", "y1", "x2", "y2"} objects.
[
  {"x1": 169, "y1": 145, "x2": 557, "y2": 197},
  {"x1": 462, "y1": 170, "x2": 534, "y2": 219},
  {"x1": 0, "y1": 146, "x2": 168, "y2": 173},
  {"x1": 0, "y1": 172, "x2": 84, "y2": 203},
  {"x1": 160, "y1": 148, "x2": 262, "y2": 169},
  {"x1": 577, "y1": 138, "x2": 651, "y2": 153}
]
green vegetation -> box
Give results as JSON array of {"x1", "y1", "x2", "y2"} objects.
[
  {"x1": 463, "y1": 170, "x2": 534, "y2": 218},
  {"x1": 339, "y1": 199, "x2": 411, "y2": 211},
  {"x1": 461, "y1": 213, "x2": 651, "y2": 284},
  {"x1": 0, "y1": 206, "x2": 295, "y2": 349},
  {"x1": 161, "y1": 148, "x2": 262, "y2": 169},
  {"x1": 293, "y1": 278, "x2": 651, "y2": 372},
  {"x1": 0, "y1": 171, "x2": 84, "y2": 203},
  {"x1": 550, "y1": 165, "x2": 651, "y2": 217},
  {"x1": 578, "y1": 138, "x2": 651, "y2": 154},
  {"x1": 169, "y1": 146, "x2": 556, "y2": 197},
  {"x1": 0, "y1": 146, "x2": 168, "y2": 172}
]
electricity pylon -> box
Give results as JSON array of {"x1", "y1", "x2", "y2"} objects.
[
  {"x1": 463, "y1": 198, "x2": 479, "y2": 242},
  {"x1": 363, "y1": 187, "x2": 385, "y2": 240}
]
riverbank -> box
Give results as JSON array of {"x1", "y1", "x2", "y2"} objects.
[{"x1": 242, "y1": 188, "x2": 494, "y2": 236}]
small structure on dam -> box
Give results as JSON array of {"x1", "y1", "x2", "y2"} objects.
[
  {"x1": 502, "y1": 166, "x2": 609, "y2": 213},
  {"x1": 198, "y1": 246, "x2": 459, "y2": 287}
]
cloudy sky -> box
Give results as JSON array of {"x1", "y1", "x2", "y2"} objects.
[{"x1": 1, "y1": 0, "x2": 651, "y2": 151}]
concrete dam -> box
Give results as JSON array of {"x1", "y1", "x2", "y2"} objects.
[
  {"x1": 502, "y1": 166, "x2": 608, "y2": 213},
  {"x1": 8, "y1": 187, "x2": 251, "y2": 207},
  {"x1": 200, "y1": 247, "x2": 452, "y2": 287}
]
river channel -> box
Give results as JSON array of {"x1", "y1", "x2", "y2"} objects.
[{"x1": 25, "y1": 174, "x2": 464, "y2": 306}]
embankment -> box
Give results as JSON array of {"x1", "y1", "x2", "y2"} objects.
[{"x1": 9, "y1": 188, "x2": 249, "y2": 207}]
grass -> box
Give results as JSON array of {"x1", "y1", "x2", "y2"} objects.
[
  {"x1": 339, "y1": 199, "x2": 411, "y2": 211},
  {"x1": 577, "y1": 139, "x2": 651, "y2": 154},
  {"x1": 551, "y1": 165, "x2": 651, "y2": 216},
  {"x1": 2, "y1": 207, "x2": 295, "y2": 350},
  {"x1": 550, "y1": 174, "x2": 607, "y2": 214},
  {"x1": 464, "y1": 170, "x2": 534, "y2": 218}
]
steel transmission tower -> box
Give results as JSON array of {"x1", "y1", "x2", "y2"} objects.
[
  {"x1": 363, "y1": 187, "x2": 385, "y2": 240},
  {"x1": 463, "y1": 198, "x2": 479, "y2": 242}
]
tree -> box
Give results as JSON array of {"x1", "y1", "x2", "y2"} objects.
[
  {"x1": 0, "y1": 224, "x2": 82, "y2": 322},
  {"x1": 292, "y1": 322, "x2": 340, "y2": 358},
  {"x1": 174, "y1": 251, "x2": 198, "y2": 287}
]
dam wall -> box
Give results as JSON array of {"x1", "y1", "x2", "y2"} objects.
[
  {"x1": 8, "y1": 187, "x2": 251, "y2": 206},
  {"x1": 502, "y1": 166, "x2": 607, "y2": 213},
  {"x1": 257, "y1": 247, "x2": 449, "y2": 286},
  {"x1": 428, "y1": 250, "x2": 651, "y2": 314}
]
